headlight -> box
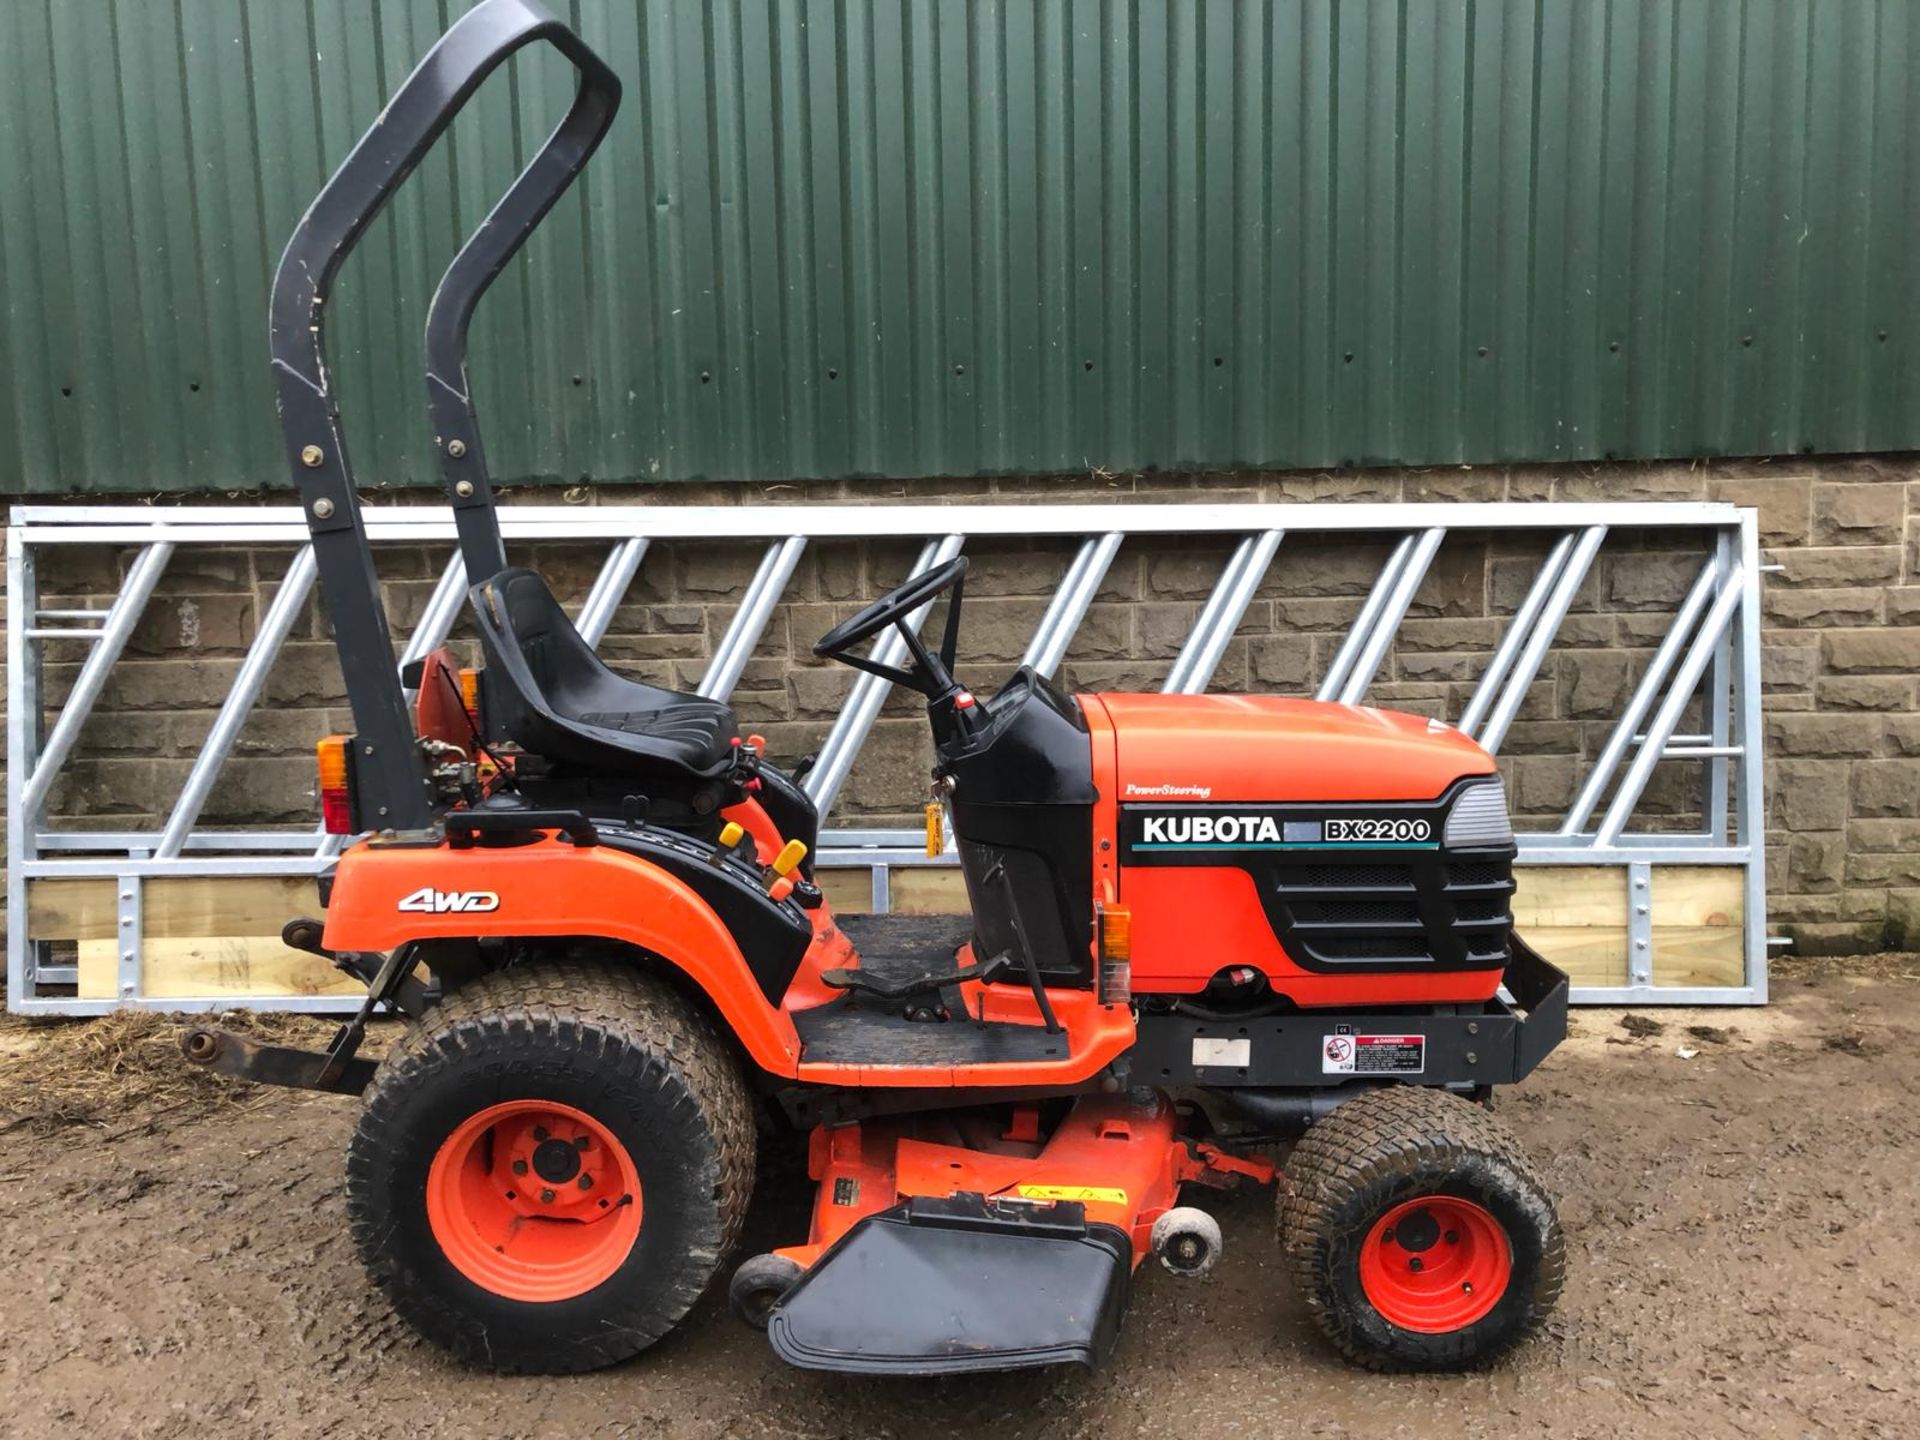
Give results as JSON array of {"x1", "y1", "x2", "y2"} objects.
[{"x1": 1444, "y1": 777, "x2": 1513, "y2": 848}]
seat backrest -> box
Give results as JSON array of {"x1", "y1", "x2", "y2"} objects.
[
  {"x1": 472, "y1": 569, "x2": 575, "y2": 739},
  {"x1": 496, "y1": 570, "x2": 590, "y2": 682},
  {"x1": 469, "y1": 568, "x2": 739, "y2": 781}
]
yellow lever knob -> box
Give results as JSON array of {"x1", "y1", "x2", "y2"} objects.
[
  {"x1": 717, "y1": 821, "x2": 746, "y2": 850},
  {"x1": 771, "y1": 839, "x2": 809, "y2": 877}
]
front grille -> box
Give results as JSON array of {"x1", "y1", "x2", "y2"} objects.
[
  {"x1": 1453, "y1": 896, "x2": 1509, "y2": 923},
  {"x1": 1314, "y1": 898, "x2": 1422, "y2": 926},
  {"x1": 1297, "y1": 862, "x2": 1415, "y2": 890},
  {"x1": 1447, "y1": 860, "x2": 1508, "y2": 887},
  {"x1": 1319, "y1": 935, "x2": 1426, "y2": 960},
  {"x1": 1271, "y1": 850, "x2": 1516, "y2": 969}
]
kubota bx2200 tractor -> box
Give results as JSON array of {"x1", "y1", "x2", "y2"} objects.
[{"x1": 185, "y1": 0, "x2": 1569, "y2": 1377}]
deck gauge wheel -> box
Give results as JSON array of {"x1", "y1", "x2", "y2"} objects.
[
  {"x1": 729, "y1": 1252, "x2": 805, "y2": 1328},
  {"x1": 1151, "y1": 1207, "x2": 1224, "y2": 1279}
]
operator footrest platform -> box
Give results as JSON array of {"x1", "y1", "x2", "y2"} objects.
[
  {"x1": 798, "y1": 912, "x2": 1069, "y2": 1066},
  {"x1": 791, "y1": 1004, "x2": 1067, "y2": 1065},
  {"x1": 766, "y1": 1194, "x2": 1130, "y2": 1375}
]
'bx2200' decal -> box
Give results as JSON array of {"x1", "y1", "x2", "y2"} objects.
[{"x1": 1324, "y1": 817, "x2": 1431, "y2": 843}]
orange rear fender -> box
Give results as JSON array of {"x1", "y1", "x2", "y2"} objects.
[{"x1": 320, "y1": 837, "x2": 801, "y2": 1074}]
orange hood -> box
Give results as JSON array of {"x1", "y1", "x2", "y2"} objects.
[{"x1": 1084, "y1": 693, "x2": 1495, "y2": 805}]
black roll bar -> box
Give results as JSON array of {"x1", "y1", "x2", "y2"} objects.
[
  {"x1": 423, "y1": 12, "x2": 620, "y2": 583},
  {"x1": 267, "y1": 0, "x2": 621, "y2": 828}
]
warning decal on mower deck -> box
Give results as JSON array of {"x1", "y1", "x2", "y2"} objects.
[
  {"x1": 1321, "y1": 1032, "x2": 1426, "y2": 1076},
  {"x1": 1016, "y1": 1184, "x2": 1128, "y2": 1206}
]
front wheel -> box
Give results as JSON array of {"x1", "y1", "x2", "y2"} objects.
[
  {"x1": 346, "y1": 962, "x2": 755, "y2": 1373},
  {"x1": 1278, "y1": 1086, "x2": 1563, "y2": 1371}
]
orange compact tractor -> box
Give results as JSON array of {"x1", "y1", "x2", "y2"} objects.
[{"x1": 186, "y1": 0, "x2": 1568, "y2": 1377}]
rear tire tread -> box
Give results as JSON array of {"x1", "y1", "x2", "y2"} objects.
[{"x1": 347, "y1": 960, "x2": 755, "y2": 1374}]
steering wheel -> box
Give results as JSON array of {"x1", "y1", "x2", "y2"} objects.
[{"x1": 812, "y1": 555, "x2": 969, "y2": 662}]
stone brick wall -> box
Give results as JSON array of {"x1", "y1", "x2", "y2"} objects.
[{"x1": 4, "y1": 457, "x2": 1917, "y2": 956}]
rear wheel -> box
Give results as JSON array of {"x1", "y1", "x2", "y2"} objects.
[
  {"x1": 346, "y1": 961, "x2": 755, "y2": 1373},
  {"x1": 1278, "y1": 1086, "x2": 1562, "y2": 1371}
]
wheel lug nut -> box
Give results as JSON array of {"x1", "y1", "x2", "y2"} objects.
[
  {"x1": 1462, "y1": 1281, "x2": 1473, "y2": 1294},
  {"x1": 533, "y1": 1126, "x2": 549, "y2": 1142},
  {"x1": 1383, "y1": 1230, "x2": 1396, "y2": 1245},
  {"x1": 1408, "y1": 1257, "x2": 1424, "y2": 1273},
  {"x1": 1445, "y1": 1230, "x2": 1459, "y2": 1244},
  {"x1": 574, "y1": 1136, "x2": 591, "y2": 1150},
  {"x1": 540, "y1": 1188, "x2": 556, "y2": 1204},
  {"x1": 577, "y1": 1174, "x2": 593, "y2": 1190},
  {"x1": 511, "y1": 1159, "x2": 528, "y2": 1176}
]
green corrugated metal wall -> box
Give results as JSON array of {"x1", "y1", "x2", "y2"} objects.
[{"x1": 0, "y1": 1, "x2": 1915, "y2": 495}]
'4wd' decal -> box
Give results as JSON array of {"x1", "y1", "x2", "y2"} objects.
[{"x1": 397, "y1": 886, "x2": 500, "y2": 914}]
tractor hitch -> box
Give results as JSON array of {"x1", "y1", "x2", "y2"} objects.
[
  {"x1": 180, "y1": 1027, "x2": 376, "y2": 1096},
  {"x1": 180, "y1": 935, "x2": 423, "y2": 1098}
]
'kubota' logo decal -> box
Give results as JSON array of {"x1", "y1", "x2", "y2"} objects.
[
  {"x1": 1140, "y1": 813, "x2": 1284, "y2": 845},
  {"x1": 397, "y1": 886, "x2": 500, "y2": 914}
]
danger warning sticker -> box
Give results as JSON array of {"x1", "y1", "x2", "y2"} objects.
[
  {"x1": 1017, "y1": 1184, "x2": 1128, "y2": 1206},
  {"x1": 1322, "y1": 1032, "x2": 1426, "y2": 1076}
]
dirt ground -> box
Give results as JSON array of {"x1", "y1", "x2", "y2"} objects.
[{"x1": 2, "y1": 955, "x2": 1916, "y2": 1440}]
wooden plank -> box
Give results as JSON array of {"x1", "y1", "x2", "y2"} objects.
[
  {"x1": 1512, "y1": 867, "x2": 1628, "y2": 988},
  {"x1": 28, "y1": 876, "x2": 322, "y2": 942},
  {"x1": 814, "y1": 866, "x2": 971, "y2": 917},
  {"x1": 1652, "y1": 866, "x2": 1744, "y2": 988},
  {"x1": 1511, "y1": 866, "x2": 1627, "y2": 929},
  {"x1": 75, "y1": 941, "x2": 115, "y2": 1000},
  {"x1": 1510, "y1": 864, "x2": 1746, "y2": 989},
  {"x1": 1649, "y1": 866, "x2": 1744, "y2": 928},
  {"x1": 1510, "y1": 927, "x2": 1629, "y2": 988},
  {"x1": 26, "y1": 878, "x2": 118, "y2": 940},
  {"x1": 815, "y1": 869, "x2": 871, "y2": 914},
  {"x1": 49, "y1": 860, "x2": 1748, "y2": 1001},
  {"x1": 143, "y1": 876, "x2": 324, "y2": 939},
  {"x1": 79, "y1": 936, "x2": 359, "y2": 1001},
  {"x1": 890, "y1": 868, "x2": 971, "y2": 914}
]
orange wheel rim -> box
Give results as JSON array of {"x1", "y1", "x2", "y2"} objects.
[
  {"x1": 1358, "y1": 1195, "x2": 1512, "y2": 1333},
  {"x1": 426, "y1": 1100, "x2": 643, "y2": 1303}
]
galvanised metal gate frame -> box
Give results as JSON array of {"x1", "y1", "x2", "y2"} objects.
[{"x1": 7, "y1": 499, "x2": 1768, "y2": 1015}]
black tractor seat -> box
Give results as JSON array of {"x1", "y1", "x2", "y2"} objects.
[{"x1": 470, "y1": 568, "x2": 740, "y2": 780}]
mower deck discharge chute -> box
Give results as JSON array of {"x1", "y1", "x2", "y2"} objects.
[{"x1": 186, "y1": 0, "x2": 1570, "y2": 1379}]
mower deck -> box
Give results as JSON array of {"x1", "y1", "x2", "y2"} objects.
[
  {"x1": 767, "y1": 1194, "x2": 1130, "y2": 1375},
  {"x1": 757, "y1": 1091, "x2": 1204, "y2": 1374}
]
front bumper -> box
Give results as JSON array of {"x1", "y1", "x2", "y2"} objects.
[{"x1": 1128, "y1": 930, "x2": 1570, "y2": 1090}]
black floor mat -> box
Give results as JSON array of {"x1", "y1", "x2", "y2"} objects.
[
  {"x1": 831, "y1": 912, "x2": 975, "y2": 1012},
  {"x1": 832, "y1": 913, "x2": 974, "y2": 979},
  {"x1": 793, "y1": 1001, "x2": 1066, "y2": 1066},
  {"x1": 805, "y1": 911, "x2": 1064, "y2": 1067}
]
